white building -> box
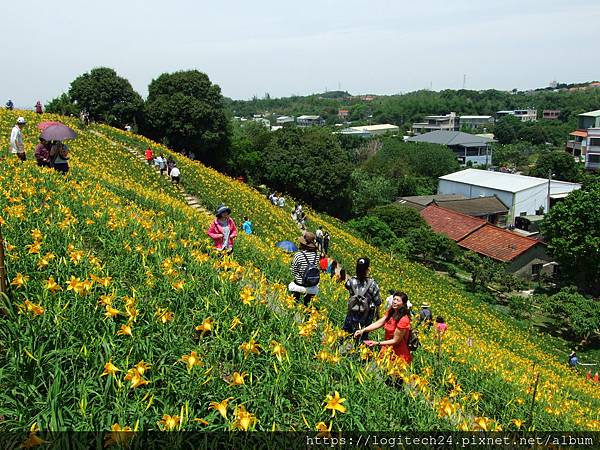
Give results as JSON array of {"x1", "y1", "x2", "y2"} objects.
[
  {"x1": 276, "y1": 116, "x2": 295, "y2": 125},
  {"x1": 460, "y1": 115, "x2": 494, "y2": 128},
  {"x1": 297, "y1": 115, "x2": 324, "y2": 127},
  {"x1": 411, "y1": 112, "x2": 459, "y2": 134},
  {"x1": 496, "y1": 109, "x2": 538, "y2": 122},
  {"x1": 585, "y1": 127, "x2": 600, "y2": 170},
  {"x1": 438, "y1": 169, "x2": 581, "y2": 223},
  {"x1": 350, "y1": 124, "x2": 400, "y2": 136}
]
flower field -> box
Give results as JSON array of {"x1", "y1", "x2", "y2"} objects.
[{"x1": 0, "y1": 110, "x2": 598, "y2": 434}]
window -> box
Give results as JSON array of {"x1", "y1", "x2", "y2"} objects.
[
  {"x1": 532, "y1": 264, "x2": 542, "y2": 276},
  {"x1": 589, "y1": 138, "x2": 600, "y2": 147},
  {"x1": 588, "y1": 154, "x2": 600, "y2": 164},
  {"x1": 520, "y1": 211, "x2": 527, "y2": 217}
]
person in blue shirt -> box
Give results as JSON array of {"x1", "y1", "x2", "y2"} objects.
[
  {"x1": 242, "y1": 217, "x2": 253, "y2": 235},
  {"x1": 568, "y1": 351, "x2": 578, "y2": 367}
]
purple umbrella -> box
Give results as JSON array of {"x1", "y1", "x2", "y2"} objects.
[{"x1": 41, "y1": 123, "x2": 77, "y2": 142}]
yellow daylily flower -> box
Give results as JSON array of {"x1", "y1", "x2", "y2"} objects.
[
  {"x1": 229, "y1": 371, "x2": 247, "y2": 386},
  {"x1": 324, "y1": 391, "x2": 347, "y2": 417},
  {"x1": 195, "y1": 317, "x2": 213, "y2": 335},
  {"x1": 270, "y1": 340, "x2": 287, "y2": 362},
  {"x1": 45, "y1": 277, "x2": 62, "y2": 294},
  {"x1": 181, "y1": 351, "x2": 203, "y2": 371},
  {"x1": 11, "y1": 273, "x2": 29, "y2": 288},
  {"x1": 209, "y1": 397, "x2": 234, "y2": 419},
  {"x1": 103, "y1": 424, "x2": 134, "y2": 447},
  {"x1": 158, "y1": 414, "x2": 180, "y2": 431},
  {"x1": 231, "y1": 405, "x2": 257, "y2": 431},
  {"x1": 239, "y1": 338, "x2": 261, "y2": 356},
  {"x1": 101, "y1": 359, "x2": 121, "y2": 377},
  {"x1": 229, "y1": 317, "x2": 242, "y2": 330},
  {"x1": 155, "y1": 308, "x2": 174, "y2": 324},
  {"x1": 117, "y1": 324, "x2": 133, "y2": 337}
]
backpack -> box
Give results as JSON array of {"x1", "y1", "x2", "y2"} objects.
[
  {"x1": 301, "y1": 252, "x2": 320, "y2": 287},
  {"x1": 407, "y1": 328, "x2": 421, "y2": 352},
  {"x1": 347, "y1": 278, "x2": 373, "y2": 320}
]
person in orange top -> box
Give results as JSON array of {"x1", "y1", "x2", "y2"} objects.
[
  {"x1": 353, "y1": 292, "x2": 412, "y2": 364},
  {"x1": 145, "y1": 147, "x2": 154, "y2": 165}
]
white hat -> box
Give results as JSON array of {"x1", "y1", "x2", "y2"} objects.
[
  {"x1": 407, "y1": 301, "x2": 413, "y2": 308},
  {"x1": 16, "y1": 117, "x2": 26, "y2": 124}
]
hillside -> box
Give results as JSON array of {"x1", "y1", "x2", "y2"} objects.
[{"x1": 0, "y1": 110, "x2": 599, "y2": 433}]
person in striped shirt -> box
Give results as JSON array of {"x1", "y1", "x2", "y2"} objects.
[{"x1": 288, "y1": 232, "x2": 320, "y2": 306}]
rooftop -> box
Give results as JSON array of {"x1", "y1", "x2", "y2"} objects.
[
  {"x1": 458, "y1": 224, "x2": 542, "y2": 262},
  {"x1": 398, "y1": 194, "x2": 466, "y2": 208},
  {"x1": 433, "y1": 196, "x2": 509, "y2": 216},
  {"x1": 579, "y1": 110, "x2": 600, "y2": 118},
  {"x1": 460, "y1": 115, "x2": 493, "y2": 119},
  {"x1": 439, "y1": 169, "x2": 580, "y2": 193},
  {"x1": 297, "y1": 115, "x2": 321, "y2": 120},
  {"x1": 350, "y1": 124, "x2": 399, "y2": 132},
  {"x1": 408, "y1": 131, "x2": 494, "y2": 146},
  {"x1": 420, "y1": 205, "x2": 486, "y2": 241}
]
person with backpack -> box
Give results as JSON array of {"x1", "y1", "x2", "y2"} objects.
[
  {"x1": 417, "y1": 303, "x2": 434, "y2": 332},
  {"x1": 342, "y1": 258, "x2": 381, "y2": 341},
  {"x1": 288, "y1": 232, "x2": 320, "y2": 306},
  {"x1": 354, "y1": 291, "x2": 413, "y2": 364},
  {"x1": 323, "y1": 232, "x2": 331, "y2": 255},
  {"x1": 568, "y1": 351, "x2": 578, "y2": 368}
]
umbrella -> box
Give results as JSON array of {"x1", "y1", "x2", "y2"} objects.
[
  {"x1": 275, "y1": 241, "x2": 297, "y2": 252},
  {"x1": 37, "y1": 121, "x2": 63, "y2": 131},
  {"x1": 41, "y1": 123, "x2": 77, "y2": 142}
]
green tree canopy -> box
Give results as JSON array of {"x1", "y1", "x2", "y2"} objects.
[
  {"x1": 68, "y1": 67, "x2": 143, "y2": 127},
  {"x1": 539, "y1": 287, "x2": 600, "y2": 341},
  {"x1": 258, "y1": 127, "x2": 353, "y2": 217},
  {"x1": 144, "y1": 70, "x2": 229, "y2": 167},
  {"x1": 541, "y1": 182, "x2": 600, "y2": 295},
  {"x1": 367, "y1": 203, "x2": 427, "y2": 238},
  {"x1": 531, "y1": 151, "x2": 580, "y2": 182},
  {"x1": 349, "y1": 169, "x2": 397, "y2": 216}
]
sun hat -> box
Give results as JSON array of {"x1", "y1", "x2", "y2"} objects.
[
  {"x1": 215, "y1": 204, "x2": 231, "y2": 217},
  {"x1": 298, "y1": 231, "x2": 317, "y2": 250},
  {"x1": 421, "y1": 303, "x2": 430, "y2": 309},
  {"x1": 16, "y1": 117, "x2": 26, "y2": 124}
]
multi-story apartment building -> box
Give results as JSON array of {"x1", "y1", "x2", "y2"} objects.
[
  {"x1": 496, "y1": 109, "x2": 538, "y2": 122},
  {"x1": 411, "y1": 112, "x2": 459, "y2": 134}
]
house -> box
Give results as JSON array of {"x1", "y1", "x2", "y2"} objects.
[
  {"x1": 338, "y1": 109, "x2": 349, "y2": 120},
  {"x1": 397, "y1": 194, "x2": 466, "y2": 211},
  {"x1": 432, "y1": 196, "x2": 509, "y2": 226},
  {"x1": 420, "y1": 205, "x2": 553, "y2": 279},
  {"x1": 437, "y1": 169, "x2": 581, "y2": 223},
  {"x1": 566, "y1": 110, "x2": 600, "y2": 161},
  {"x1": 297, "y1": 115, "x2": 324, "y2": 127},
  {"x1": 407, "y1": 130, "x2": 494, "y2": 166},
  {"x1": 253, "y1": 117, "x2": 271, "y2": 128},
  {"x1": 496, "y1": 109, "x2": 537, "y2": 122},
  {"x1": 349, "y1": 124, "x2": 399, "y2": 136},
  {"x1": 585, "y1": 128, "x2": 600, "y2": 170},
  {"x1": 542, "y1": 110, "x2": 561, "y2": 120},
  {"x1": 276, "y1": 116, "x2": 295, "y2": 125},
  {"x1": 411, "y1": 112, "x2": 459, "y2": 134},
  {"x1": 459, "y1": 116, "x2": 494, "y2": 129}
]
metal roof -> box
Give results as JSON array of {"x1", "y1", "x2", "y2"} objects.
[
  {"x1": 439, "y1": 169, "x2": 549, "y2": 193},
  {"x1": 398, "y1": 194, "x2": 466, "y2": 206},
  {"x1": 297, "y1": 115, "x2": 321, "y2": 120},
  {"x1": 350, "y1": 124, "x2": 399, "y2": 132},
  {"x1": 407, "y1": 131, "x2": 494, "y2": 146},
  {"x1": 434, "y1": 196, "x2": 509, "y2": 216},
  {"x1": 459, "y1": 115, "x2": 493, "y2": 119},
  {"x1": 579, "y1": 110, "x2": 600, "y2": 117}
]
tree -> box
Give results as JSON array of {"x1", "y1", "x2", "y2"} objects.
[
  {"x1": 68, "y1": 67, "x2": 143, "y2": 126},
  {"x1": 228, "y1": 121, "x2": 272, "y2": 179},
  {"x1": 531, "y1": 151, "x2": 580, "y2": 182},
  {"x1": 459, "y1": 251, "x2": 503, "y2": 291},
  {"x1": 538, "y1": 287, "x2": 600, "y2": 342},
  {"x1": 404, "y1": 227, "x2": 460, "y2": 262},
  {"x1": 144, "y1": 70, "x2": 230, "y2": 167},
  {"x1": 259, "y1": 127, "x2": 353, "y2": 217},
  {"x1": 350, "y1": 169, "x2": 397, "y2": 216},
  {"x1": 367, "y1": 204, "x2": 427, "y2": 238},
  {"x1": 347, "y1": 215, "x2": 397, "y2": 249},
  {"x1": 541, "y1": 182, "x2": 600, "y2": 295},
  {"x1": 493, "y1": 116, "x2": 520, "y2": 145},
  {"x1": 45, "y1": 93, "x2": 79, "y2": 117}
]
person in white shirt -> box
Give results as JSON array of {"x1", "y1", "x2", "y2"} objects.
[
  {"x1": 170, "y1": 165, "x2": 181, "y2": 184},
  {"x1": 278, "y1": 196, "x2": 285, "y2": 207},
  {"x1": 10, "y1": 117, "x2": 27, "y2": 161}
]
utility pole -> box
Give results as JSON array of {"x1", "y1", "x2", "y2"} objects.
[
  {"x1": 463, "y1": 74, "x2": 466, "y2": 90},
  {"x1": 547, "y1": 169, "x2": 552, "y2": 214}
]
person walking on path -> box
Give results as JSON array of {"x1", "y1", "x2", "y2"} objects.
[
  {"x1": 242, "y1": 217, "x2": 253, "y2": 235},
  {"x1": 145, "y1": 147, "x2": 154, "y2": 165},
  {"x1": 278, "y1": 195, "x2": 285, "y2": 208},
  {"x1": 35, "y1": 101, "x2": 43, "y2": 114},
  {"x1": 568, "y1": 351, "x2": 579, "y2": 368},
  {"x1": 288, "y1": 232, "x2": 320, "y2": 306},
  {"x1": 315, "y1": 226, "x2": 324, "y2": 253},
  {"x1": 10, "y1": 117, "x2": 27, "y2": 161},
  {"x1": 354, "y1": 293, "x2": 412, "y2": 365},
  {"x1": 342, "y1": 257, "x2": 381, "y2": 341},
  {"x1": 155, "y1": 154, "x2": 167, "y2": 176},
  {"x1": 50, "y1": 142, "x2": 70, "y2": 173},
  {"x1": 207, "y1": 205, "x2": 237, "y2": 253},
  {"x1": 170, "y1": 165, "x2": 181, "y2": 184},
  {"x1": 34, "y1": 137, "x2": 52, "y2": 167},
  {"x1": 323, "y1": 231, "x2": 331, "y2": 255}
]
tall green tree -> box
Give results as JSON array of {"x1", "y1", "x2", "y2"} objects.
[
  {"x1": 68, "y1": 67, "x2": 143, "y2": 126},
  {"x1": 259, "y1": 127, "x2": 353, "y2": 217},
  {"x1": 541, "y1": 182, "x2": 600, "y2": 295},
  {"x1": 144, "y1": 70, "x2": 229, "y2": 167},
  {"x1": 531, "y1": 151, "x2": 580, "y2": 182},
  {"x1": 349, "y1": 169, "x2": 397, "y2": 216},
  {"x1": 367, "y1": 204, "x2": 426, "y2": 238}
]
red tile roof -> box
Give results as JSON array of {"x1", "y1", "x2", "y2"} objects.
[
  {"x1": 420, "y1": 205, "x2": 485, "y2": 241},
  {"x1": 458, "y1": 224, "x2": 542, "y2": 262}
]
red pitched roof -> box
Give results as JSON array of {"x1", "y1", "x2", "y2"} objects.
[
  {"x1": 420, "y1": 205, "x2": 485, "y2": 241},
  {"x1": 458, "y1": 224, "x2": 541, "y2": 262}
]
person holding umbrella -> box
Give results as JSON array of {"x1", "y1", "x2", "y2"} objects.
[
  {"x1": 10, "y1": 117, "x2": 27, "y2": 161},
  {"x1": 50, "y1": 142, "x2": 69, "y2": 173},
  {"x1": 34, "y1": 137, "x2": 52, "y2": 167},
  {"x1": 39, "y1": 122, "x2": 77, "y2": 173}
]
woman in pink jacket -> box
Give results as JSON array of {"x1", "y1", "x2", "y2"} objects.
[{"x1": 207, "y1": 204, "x2": 237, "y2": 253}]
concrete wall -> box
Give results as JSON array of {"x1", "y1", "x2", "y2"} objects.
[{"x1": 507, "y1": 245, "x2": 552, "y2": 279}]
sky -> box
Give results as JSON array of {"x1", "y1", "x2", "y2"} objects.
[{"x1": 2, "y1": 0, "x2": 600, "y2": 108}]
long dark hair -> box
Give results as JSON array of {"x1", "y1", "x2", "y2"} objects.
[
  {"x1": 386, "y1": 305, "x2": 410, "y2": 323},
  {"x1": 355, "y1": 257, "x2": 370, "y2": 282}
]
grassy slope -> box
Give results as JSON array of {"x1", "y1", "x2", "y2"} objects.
[{"x1": 0, "y1": 110, "x2": 597, "y2": 432}]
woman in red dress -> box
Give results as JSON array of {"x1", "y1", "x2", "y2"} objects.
[{"x1": 353, "y1": 292, "x2": 412, "y2": 364}]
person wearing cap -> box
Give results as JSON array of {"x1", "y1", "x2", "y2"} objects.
[
  {"x1": 10, "y1": 117, "x2": 27, "y2": 161},
  {"x1": 288, "y1": 231, "x2": 320, "y2": 306},
  {"x1": 343, "y1": 257, "x2": 381, "y2": 341},
  {"x1": 207, "y1": 205, "x2": 237, "y2": 253},
  {"x1": 416, "y1": 303, "x2": 433, "y2": 331}
]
